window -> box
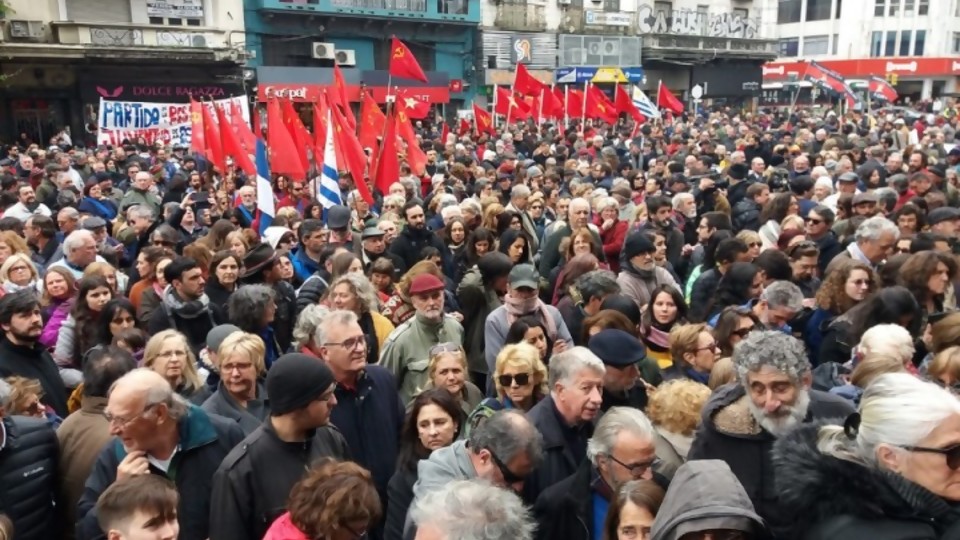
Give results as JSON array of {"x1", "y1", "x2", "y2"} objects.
[
  {"x1": 884, "y1": 31, "x2": 896, "y2": 55},
  {"x1": 654, "y1": 0, "x2": 672, "y2": 13},
  {"x1": 898, "y1": 30, "x2": 912, "y2": 56},
  {"x1": 697, "y1": 5, "x2": 708, "y2": 33},
  {"x1": 888, "y1": 0, "x2": 899, "y2": 16},
  {"x1": 913, "y1": 29, "x2": 925, "y2": 55},
  {"x1": 874, "y1": 0, "x2": 884, "y2": 16},
  {"x1": 778, "y1": 0, "x2": 802, "y2": 23},
  {"x1": 806, "y1": 0, "x2": 832, "y2": 20},
  {"x1": 918, "y1": 0, "x2": 928, "y2": 14},
  {"x1": 870, "y1": 31, "x2": 884, "y2": 56},
  {"x1": 779, "y1": 38, "x2": 799, "y2": 56},
  {"x1": 804, "y1": 35, "x2": 830, "y2": 55},
  {"x1": 832, "y1": 34, "x2": 839, "y2": 54},
  {"x1": 953, "y1": 32, "x2": 960, "y2": 54},
  {"x1": 603, "y1": 0, "x2": 620, "y2": 12}
]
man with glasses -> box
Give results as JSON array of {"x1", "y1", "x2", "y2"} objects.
[
  {"x1": 381, "y1": 273, "x2": 464, "y2": 404},
  {"x1": 407, "y1": 410, "x2": 543, "y2": 538},
  {"x1": 76, "y1": 368, "x2": 244, "y2": 540},
  {"x1": 688, "y1": 331, "x2": 852, "y2": 529},
  {"x1": 210, "y1": 353, "x2": 349, "y2": 540},
  {"x1": 534, "y1": 407, "x2": 659, "y2": 540},
  {"x1": 317, "y1": 310, "x2": 404, "y2": 524}
]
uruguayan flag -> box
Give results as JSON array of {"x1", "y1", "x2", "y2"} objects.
[
  {"x1": 632, "y1": 86, "x2": 661, "y2": 119},
  {"x1": 254, "y1": 139, "x2": 274, "y2": 236},
  {"x1": 318, "y1": 109, "x2": 342, "y2": 209}
]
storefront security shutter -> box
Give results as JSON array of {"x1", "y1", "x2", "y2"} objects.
[{"x1": 66, "y1": 0, "x2": 133, "y2": 23}]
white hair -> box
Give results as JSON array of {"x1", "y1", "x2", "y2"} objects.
[
  {"x1": 460, "y1": 198, "x2": 481, "y2": 216},
  {"x1": 549, "y1": 346, "x2": 605, "y2": 388},
  {"x1": 127, "y1": 204, "x2": 154, "y2": 221},
  {"x1": 596, "y1": 196, "x2": 618, "y2": 213},
  {"x1": 586, "y1": 407, "x2": 655, "y2": 463},
  {"x1": 293, "y1": 304, "x2": 330, "y2": 348},
  {"x1": 569, "y1": 197, "x2": 591, "y2": 212},
  {"x1": 312, "y1": 309, "x2": 359, "y2": 347},
  {"x1": 62, "y1": 230, "x2": 95, "y2": 255},
  {"x1": 511, "y1": 184, "x2": 531, "y2": 200},
  {"x1": 671, "y1": 192, "x2": 694, "y2": 210},
  {"x1": 857, "y1": 324, "x2": 914, "y2": 363},
  {"x1": 817, "y1": 373, "x2": 960, "y2": 466},
  {"x1": 441, "y1": 205, "x2": 462, "y2": 222},
  {"x1": 410, "y1": 480, "x2": 536, "y2": 540},
  {"x1": 855, "y1": 216, "x2": 900, "y2": 243}
]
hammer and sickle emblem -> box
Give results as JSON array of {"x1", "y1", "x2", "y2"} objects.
[
  {"x1": 393, "y1": 47, "x2": 404, "y2": 59},
  {"x1": 191, "y1": 112, "x2": 201, "y2": 123},
  {"x1": 398, "y1": 111, "x2": 408, "y2": 123}
]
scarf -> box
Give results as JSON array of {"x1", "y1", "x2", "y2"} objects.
[
  {"x1": 623, "y1": 260, "x2": 656, "y2": 280},
  {"x1": 3, "y1": 280, "x2": 36, "y2": 294},
  {"x1": 161, "y1": 285, "x2": 212, "y2": 320},
  {"x1": 503, "y1": 292, "x2": 558, "y2": 339},
  {"x1": 643, "y1": 324, "x2": 671, "y2": 352}
]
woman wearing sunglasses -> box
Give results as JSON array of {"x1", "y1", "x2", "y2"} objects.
[
  {"x1": 712, "y1": 306, "x2": 761, "y2": 361},
  {"x1": 465, "y1": 343, "x2": 547, "y2": 436},
  {"x1": 804, "y1": 260, "x2": 878, "y2": 366},
  {"x1": 773, "y1": 373, "x2": 960, "y2": 540}
]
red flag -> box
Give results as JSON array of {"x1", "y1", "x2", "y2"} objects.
[
  {"x1": 494, "y1": 87, "x2": 531, "y2": 118},
  {"x1": 189, "y1": 98, "x2": 206, "y2": 157},
  {"x1": 396, "y1": 108, "x2": 427, "y2": 176},
  {"x1": 330, "y1": 102, "x2": 374, "y2": 205},
  {"x1": 389, "y1": 37, "x2": 428, "y2": 83},
  {"x1": 472, "y1": 104, "x2": 495, "y2": 137},
  {"x1": 615, "y1": 84, "x2": 645, "y2": 123},
  {"x1": 251, "y1": 105, "x2": 262, "y2": 139},
  {"x1": 868, "y1": 76, "x2": 898, "y2": 102},
  {"x1": 215, "y1": 104, "x2": 255, "y2": 176},
  {"x1": 397, "y1": 91, "x2": 432, "y2": 119},
  {"x1": 585, "y1": 84, "x2": 618, "y2": 124},
  {"x1": 657, "y1": 82, "x2": 684, "y2": 115},
  {"x1": 280, "y1": 99, "x2": 314, "y2": 171},
  {"x1": 374, "y1": 109, "x2": 400, "y2": 195},
  {"x1": 200, "y1": 102, "x2": 225, "y2": 172},
  {"x1": 514, "y1": 63, "x2": 545, "y2": 96},
  {"x1": 542, "y1": 88, "x2": 564, "y2": 120},
  {"x1": 440, "y1": 121, "x2": 450, "y2": 144},
  {"x1": 229, "y1": 100, "x2": 256, "y2": 153},
  {"x1": 332, "y1": 64, "x2": 357, "y2": 131},
  {"x1": 457, "y1": 117, "x2": 470, "y2": 136},
  {"x1": 313, "y1": 94, "x2": 328, "y2": 161},
  {"x1": 358, "y1": 92, "x2": 385, "y2": 151},
  {"x1": 266, "y1": 99, "x2": 306, "y2": 179},
  {"x1": 566, "y1": 89, "x2": 585, "y2": 118}
]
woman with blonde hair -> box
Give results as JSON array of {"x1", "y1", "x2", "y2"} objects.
[
  {"x1": 419, "y1": 342, "x2": 484, "y2": 417},
  {"x1": 83, "y1": 261, "x2": 124, "y2": 295},
  {"x1": 481, "y1": 202, "x2": 505, "y2": 233},
  {"x1": 0, "y1": 253, "x2": 38, "y2": 294},
  {"x1": 327, "y1": 272, "x2": 394, "y2": 364},
  {"x1": 707, "y1": 357, "x2": 736, "y2": 389},
  {"x1": 0, "y1": 230, "x2": 30, "y2": 267},
  {"x1": 225, "y1": 230, "x2": 249, "y2": 260},
  {"x1": 646, "y1": 379, "x2": 712, "y2": 479},
  {"x1": 143, "y1": 329, "x2": 209, "y2": 404},
  {"x1": 466, "y1": 342, "x2": 547, "y2": 435},
  {"x1": 201, "y1": 331, "x2": 268, "y2": 435},
  {"x1": 927, "y1": 346, "x2": 960, "y2": 394}
]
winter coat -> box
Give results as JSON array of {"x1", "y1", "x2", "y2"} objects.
[
  {"x1": 39, "y1": 298, "x2": 71, "y2": 351},
  {"x1": 208, "y1": 420, "x2": 350, "y2": 540},
  {"x1": 76, "y1": 405, "x2": 244, "y2": 540},
  {"x1": 818, "y1": 317, "x2": 854, "y2": 366},
  {"x1": 651, "y1": 426, "x2": 693, "y2": 481},
  {"x1": 0, "y1": 415, "x2": 60, "y2": 540},
  {"x1": 688, "y1": 268, "x2": 721, "y2": 323},
  {"x1": 523, "y1": 395, "x2": 594, "y2": 504},
  {"x1": 386, "y1": 465, "x2": 418, "y2": 540},
  {"x1": 403, "y1": 440, "x2": 478, "y2": 537},
  {"x1": 380, "y1": 312, "x2": 464, "y2": 404},
  {"x1": 388, "y1": 226, "x2": 448, "y2": 275},
  {"x1": 616, "y1": 264, "x2": 681, "y2": 311},
  {"x1": 687, "y1": 383, "x2": 853, "y2": 531},
  {"x1": 732, "y1": 199, "x2": 762, "y2": 232},
  {"x1": 484, "y1": 303, "x2": 572, "y2": 376},
  {"x1": 146, "y1": 287, "x2": 225, "y2": 356},
  {"x1": 201, "y1": 381, "x2": 269, "y2": 436},
  {"x1": 294, "y1": 268, "x2": 330, "y2": 314},
  {"x1": 598, "y1": 219, "x2": 628, "y2": 274},
  {"x1": 773, "y1": 422, "x2": 960, "y2": 540},
  {"x1": 57, "y1": 396, "x2": 111, "y2": 540},
  {"x1": 290, "y1": 246, "x2": 321, "y2": 285},
  {"x1": 269, "y1": 280, "x2": 297, "y2": 354},
  {"x1": 532, "y1": 459, "x2": 594, "y2": 540},
  {"x1": 0, "y1": 334, "x2": 68, "y2": 417},
  {"x1": 650, "y1": 460, "x2": 769, "y2": 540},
  {"x1": 457, "y1": 265, "x2": 503, "y2": 375},
  {"x1": 813, "y1": 232, "x2": 844, "y2": 276}
]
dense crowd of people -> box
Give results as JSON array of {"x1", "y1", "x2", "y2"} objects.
[{"x1": 2, "y1": 100, "x2": 960, "y2": 540}]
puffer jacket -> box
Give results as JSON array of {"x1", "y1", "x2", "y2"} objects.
[
  {"x1": 732, "y1": 198, "x2": 761, "y2": 232},
  {"x1": 0, "y1": 415, "x2": 60, "y2": 540}
]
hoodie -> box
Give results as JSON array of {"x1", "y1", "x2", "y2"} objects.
[
  {"x1": 404, "y1": 440, "x2": 477, "y2": 537},
  {"x1": 651, "y1": 460, "x2": 769, "y2": 540}
]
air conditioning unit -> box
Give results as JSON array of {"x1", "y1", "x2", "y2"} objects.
[
  {"x1": 335, "y1": 49, "x2": 356, "y2": 66},
  {"x1": 8, "y1": 20, "x2": 44, "y2": 40},
  {"x1": 312, "y1": 42, "x2": 336, "y2": 60},
  {"x1": 191, "y1": 34, "x2": 208, "y2": 48}
]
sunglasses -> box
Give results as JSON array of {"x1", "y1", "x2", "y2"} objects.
[
  {"x1": 498, "y1": 373, "x2": 531, "y2": 387},
  {"x1": 488, "y1": 449, "x2": 525, "y2": 484},
  {"x1": 902, "y1": 443, "x2": 960, "y2": 470},
  {"x1": 429, "y1": 342, "x2": 460, "y2": 356},
  {"x1": 805, "y1": 217, "x2": 824, "y2": 225},
  {"x1": 732, "y1": 326, "x2": 755, "y2": 338}
]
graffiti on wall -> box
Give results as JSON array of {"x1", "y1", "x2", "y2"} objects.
[{"x1": 637, "y1": 5, "x2": 760, "y2": 39}]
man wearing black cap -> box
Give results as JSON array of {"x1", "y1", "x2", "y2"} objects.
[
  {"x1": 588, "y1": 329, "x2": 650, "y2": 411},
  {"x1": 617, "y1": 233, "x2": 680, "y2": 310},
  {"x1": 326, "y1": 204, "x2": 362, "y2": 253},
  {"x1": 725, "y1": 162, "x2": 752, "y2": 209},
  {"x1": 928, "y1": 207, "x2": 960, "y2": 241},
  {"x1": 209, "y1": 353, "x2": 350, "y2": 540},
  {"x1": 360, "y1": 224, "x2": 403, "y2": 274},
  {"x1": 240, "y1": 243, "x2": 297, "y2": 351}
]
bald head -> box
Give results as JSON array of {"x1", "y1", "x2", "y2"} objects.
[{"x1": 110, "y1": 368, "x2": 172, "y2": 406}]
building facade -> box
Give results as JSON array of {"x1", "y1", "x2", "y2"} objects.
[
  {"x1": 0, "y1": 0, "x2": 246, "y2": 143},
  {"x1": 765, "y1": 0, "x2": 960, "y2": 101}
]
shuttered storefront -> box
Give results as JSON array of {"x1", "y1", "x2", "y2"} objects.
[{"x1": 66, "y1": 0, "x2": 133, "y2": 23}]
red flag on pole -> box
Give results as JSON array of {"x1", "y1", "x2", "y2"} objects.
[
  {"x1": 657, "y1": 81, "x2": 685, "y2": 115},
  {"x1": 566, "y1": 89, "x2": 585, "y2": 118},
  {"x1": 614, "y1": 84, "x2": 645, "y2": 123},
  {"x1": 280, "y1": 99, "x2": 314, "y2": 170},
  {"x1": 494, "y1": 87, "x2": 531, "y2": 118},
  {"x1": 374, "y1": 109, "x2": 400, "y2": 195},
  {"x1": 542, "y1": 88, "x2": 564, "y2": 120},
  {"x1": 200, "y1": 102, "x2": 225, "y2": 172},
  {"x1": 229, "y1": 100, "x2": 256, "y2": 153},
  {"x1": 440, "y1": 121, "x2": 450, "y2": 144},
  {"x1": 313, "y1": 94, "x2": 328, "y2": 162},
  {"x1": 332, "y1": 63, "x2": 357, "y2": 131},
  {"x1": 585, "y1": 84, "x2": 618, "y2": 124},
  {"x1": 514, "y1": 63, "x2": 545, "y2": 96},
  {"x1": 358, "y1": 92, "x2": 385, "y2": 151},
  {"x1": 215, "y1": 104, "x2": 255, "y2": 176},
  {"x1": 266, "y1": 99, "x2": 306, "y2": 179},
  {"x1": 396, "y1": 91, "x2": 432, "y2": 119},
  {"x1": 472, "y1": 104, "x2": 495, "y2": 136},
  {"x1": 330, "y1": 102, "x2": 374, "y2": 205},
  {"x1": 251, "y1": 105, "x2": 262, "y2": 139},
  {"x1": 389, "y1": 37, "x2": 428, "y2": 83},
  {"x1": 396, "y1": 109, "x2": 427, "y2": 176},
  {"x1": 189, "y1": 98, "x2": 207, "y2": 157},
  {"x1": 457, "y1": 117, "x2": 470, "y2": 136},
  {"x1": 868, "y1": 75, "x2": 898, "y2": 102}
]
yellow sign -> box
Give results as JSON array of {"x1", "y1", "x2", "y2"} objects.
[{"x1": 591, "y1": 67, "x2": 628, "y2": 84}]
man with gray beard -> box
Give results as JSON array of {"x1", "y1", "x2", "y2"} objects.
[{"x1": 687, "y1": 331, "x2": 852, "y2": 530}]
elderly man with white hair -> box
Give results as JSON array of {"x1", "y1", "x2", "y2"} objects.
[
  {"x1": 411, "y1": 480, "x2": 536, "y2": 540},
  {"x1": 523, "y1": 346, "x2": 605, "y2": 503},
  {"x1": 506, "y1": 184, "x2": 539, "y2": 252},
  {"x1": 688, "y1": 330, "x2": 853, "y2": 528},
  {"x1": 45, "y1": 229, "x2": 105, "y2": 280},
  {"x1": 824, "y1": 215, "x2": 900, "y2": 274},
  {"x1": 539, "y1": 197, "x2": 601, "y2": 276}
]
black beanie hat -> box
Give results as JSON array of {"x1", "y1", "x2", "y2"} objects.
[
  {"x1": 267, "y1": 353, "x2": 336, "y2": 415},
  {"x1": 623, "y1": 233, "x2": 656, "y2": 259}
]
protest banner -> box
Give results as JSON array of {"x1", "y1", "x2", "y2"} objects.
[{"x1": 96, "y1": 95, "x2": 249, "y2": 147}]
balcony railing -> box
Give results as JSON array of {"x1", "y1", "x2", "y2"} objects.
[
  {"x1": 494, "y1": 3, "x2": 546, "y2": 32},
  {"x1": 263, "y1": 0, "x2": 477, "y2": 21},
  {"x1": 53, "y1": 22, "x2": 234, "y2": 50},
  {"x1": 641, "y1": 34, "x2": 778, "y2": 59}
]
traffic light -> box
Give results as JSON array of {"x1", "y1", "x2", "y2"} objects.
[{"x1": 886, "y1": 72, "x2": 898, "y2": 85}]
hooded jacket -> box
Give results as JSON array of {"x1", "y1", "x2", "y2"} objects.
[
  {"x1": 773, "y1": 422, "x2": 960, "y2": 540},
  {"x1": 146, "y1": 287, "x2": 224, "y2": 356},
  {"x1": 650, "y1": 460, "x2": 769, "y2": 540},
  {"x1": 687, "y1": 383, "x2": 853, "y2": 529},
  {"x1": 403, "y1": 440, "x2": 478, "y2": 538},
  {"x1": 457, "y1": 257, "x2": 508, "y2": 375}
]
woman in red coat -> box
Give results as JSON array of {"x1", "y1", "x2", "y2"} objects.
[{"x1": 596, "y1": 196, "x2": 628, "y2": 273}]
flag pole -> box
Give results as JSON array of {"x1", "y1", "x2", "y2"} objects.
[
  {"x1": 538, "y1": 87, "x2": 545, "y2": 127},
  {"x1": 580, "y1": 81, "x2": 588, "y2": 136},
  {"x1": 492, "y1": 85, "x2": 499, "y2": 132},
  {"x1": 564, "y1": 85, "x2": 569, "y2": 131}
]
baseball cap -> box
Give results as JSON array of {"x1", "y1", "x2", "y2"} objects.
[{"x1": 508, "y1": 264, "x2": 539, "y2": 289}]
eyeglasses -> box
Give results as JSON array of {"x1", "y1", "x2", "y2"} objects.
[
  {"x1": 850, "y1": 278, "x2": 873, "y2": 287},
  {"x1": 9, "y1": 265, "x2": 29, "y2": 273},
  {"x1": 901, "y1": 443, "x2": 960, "y2": 470},
  {"x1": 221, "y1": 361, "x2": 254, "y2": 373},
  {"x1": 103, "y1": 403, "x2": 159, "y2": 429},
  {"x1": 732, "y1": 326, "x2": 755, "y2": 338},
  {"x1": 488, "y1": 449, "x2": 525, "y2": 484},
  {"x1": 429, "y1": 342, "x2": 460, "y2": 356},
  {"x1": 696, "y1": 341, "x2": 719, "y2": 352},
  {"x1": 805, "y1": 217, "x2": 824, "y2": 225},
  {"x1": 498, "y1": 373, "x2": 531, "y2": 387},
  {"x1": 325, "y1": 336, "x2": 366, "y2": 351},
  {"x1": 158, "y1": 349, "x2": 188, "y2": 359},
  {"x1": 606, "y1": 454, "x2": 660, "y2": 478}
]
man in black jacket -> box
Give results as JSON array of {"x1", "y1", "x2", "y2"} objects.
[
  {"x1": 147, "y1": 257, "x2": 225, "y2": 356},
  {"x1": 209, "y1": 354, "x2": 350, "y2": 540},
  {"x1": 587, "y1": 329, "x2": 649, "y2": 412},
  {"x1": 534, "y1": 407, "x2": 659, "y2": 540},
  {"x1": 0, "y1": 289, "x2": 68, "y2": 416},
  {"x1": 76, "y1": 368, "x2": 244, "y2": 540},
  {"x1": 0, "y1": 378, "x2": 61, "y2": 540},
  {"x1": 389, "y1": 200, "x2": 447, "y2": 274}
]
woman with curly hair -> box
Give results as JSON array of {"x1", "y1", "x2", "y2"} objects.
[
  {"x1": 227, "y1": 284, "x2": 282, "y2": 370},
  {"x1": 758, "y1": 192, "x2": 798, "y2": 251},
  {"x1": 646, "y1": 379, "x2": 712, "y2": 479},
  {"x1": 327, "y1": 273, "x2": 394, "y2": 364},
  {"x1": 263, "y1": 459, "x2": 382, "y2": 540},
  {"x1": 805, "y1": 260, "x2": 878, "y2": 365}
]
